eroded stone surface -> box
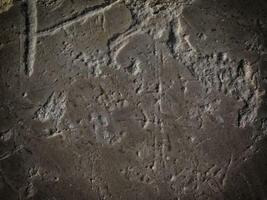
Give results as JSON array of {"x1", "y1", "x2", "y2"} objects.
[
  {"x1": 0, "y1": 0, "x2": 267, "y2": 199},
  {"x1": 0, "y1": 0, "x2": 12, "y2": 13}
]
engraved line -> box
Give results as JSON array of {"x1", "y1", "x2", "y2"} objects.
[
  {"x1": 23, "y1": 0, "x2": 37, "y2": 77},
  {"x1": 37, "y1": 1, "x2": 120, "y2": 38}
]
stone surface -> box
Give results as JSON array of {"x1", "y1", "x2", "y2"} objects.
[
  {"x1": 0, "y1": 0, "x2": 12, "y2": 13},
  {"x1": 0, "y1": 0, "x2": 267, "y2": 199}
]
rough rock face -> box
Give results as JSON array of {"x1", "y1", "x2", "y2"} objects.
[
  {"x1": 0, "y1": 0, "x2": 267, "y2": 199},
  {"x1": 0, "y1": 0, "x2": 12, "y2": 13}
]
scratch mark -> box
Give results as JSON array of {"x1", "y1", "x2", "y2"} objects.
[
  {"x1": 37, "y1": 1, "x2": 119, "y2": 37},
  {"x1": 158, "y1": 51, "x2": 170, "y2": 168},
  {"x1": 222, "y1": 154, "x2": 233, "y2": 187},
  {"x1": 0, "y1": 145, "x2": 24, "y2": 161},
  {"x1": 22, "y1": 0, "x2": 37, "y2": 77},
  {"x1": 153, "y1": 135, "x2": 159, "y2": 172}
]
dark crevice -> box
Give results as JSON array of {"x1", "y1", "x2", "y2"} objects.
[
  {"x1": 21, "y1": 1, "x2": 30, "y2": 76},
  {"x1": 106, "y1": 33, "x2": 120, "y2": 66},
  {"x1": 237, "y1": 59, "x2": 245, "y2": 76},
  {"x1": 166, "y1": 20, "x2": 177, "y2": 56}
]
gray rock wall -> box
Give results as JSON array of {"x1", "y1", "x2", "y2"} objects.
[{"x1": 0, "y1": 0, "x2": 267, "y2": 199}]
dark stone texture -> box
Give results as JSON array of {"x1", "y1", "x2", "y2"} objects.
[{"x1": 0, "y1": 0, "x2": 267, "y2": 199}]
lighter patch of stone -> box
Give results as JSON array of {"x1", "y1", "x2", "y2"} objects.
[
  {"x1": 26, "y1": 0, "x2": 37, "y2": 77},
  {"x1": 35, "y1": 92, "x2": 67, "y2": 126},
  {"x1": 0, "y1": 0, "x2": 13, "y2": 14}
]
